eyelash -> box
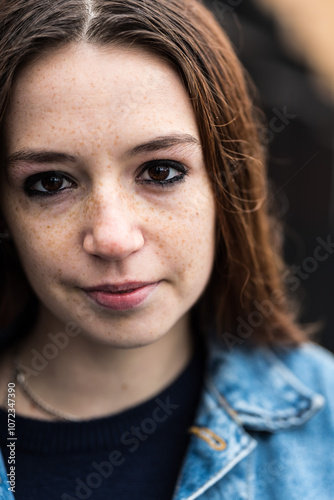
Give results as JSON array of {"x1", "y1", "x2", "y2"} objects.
[{"x1": 22, "y1": 160, "x2": 189, "y2": 198}]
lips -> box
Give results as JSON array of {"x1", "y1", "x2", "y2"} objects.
[
  {"x1": 82, "y1": 281, "x2": 160, "y2": 311},
  {"x1": 84, "y1": 282, "x2": 155, "y2": 293}
]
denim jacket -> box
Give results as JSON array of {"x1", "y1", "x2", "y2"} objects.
[{"x1": 0, "y1": 339, "x2": 334, "y2": 499}]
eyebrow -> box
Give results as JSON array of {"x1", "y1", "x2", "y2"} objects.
[
  {"x1": 5, "y1": 150, "x2": 77, "y2": 168},
  {"x1": 4, "y1": 133, "x2": 201, "y2": 168},
  {"x1": 127, "y1": 134, "x2": 201, "y2": 156}
]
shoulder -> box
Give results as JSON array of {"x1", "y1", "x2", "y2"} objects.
[
  {"x1": 208, "y1": 337, "x2": 334, "y2": 395},
  {"x1": 273, "y1": 341, "x2": 334, "y2": 378}
]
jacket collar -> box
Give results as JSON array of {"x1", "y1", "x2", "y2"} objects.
[
  {"x1": 172, "y1": 339, "x2": 325, "y2": 500},
  {"x1": 206, "y1": 339, "x2": 325, "y2": 432}
]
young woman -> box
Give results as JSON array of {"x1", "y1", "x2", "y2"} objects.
[{"x1": 0, "y1": 0, "x2": 333, "y2": 499}]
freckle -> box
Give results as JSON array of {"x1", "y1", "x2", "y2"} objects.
[{"x1": 121, "y1": 383, "x2": 128, "y2": 391}]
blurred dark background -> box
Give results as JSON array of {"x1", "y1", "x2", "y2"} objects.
[{"x1": 205, "y1": 0, "x2": 334, "y2": 351}]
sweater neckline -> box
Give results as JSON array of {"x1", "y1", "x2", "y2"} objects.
[{"x1": 0, "y1": 348, "x2": 205, "y2": 454}]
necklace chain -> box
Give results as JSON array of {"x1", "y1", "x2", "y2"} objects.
[{"x1": 13, "y1": 358, "x2": 78, "y2": 422}]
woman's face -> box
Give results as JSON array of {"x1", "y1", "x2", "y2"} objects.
[{"x1": 1, "y1": 44, "x2": 216, "y2": 348}]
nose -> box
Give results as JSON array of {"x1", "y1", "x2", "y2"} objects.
[{"x1": 82, "y1": 190, "x2": 145, "y2": 261}]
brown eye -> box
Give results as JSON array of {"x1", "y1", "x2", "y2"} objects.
[
  {"x1": 148, "y1": 165, "x2": 170, "y2": 181},
  {"x1": 138, "y1": 160, "x2": 188, "y2": 186},
  {"x1": 41, "y1": 175, "x2": 64, "y2": 192},
  {"x1": 24, "y1": 171, "x2": 75, "y2": 197}
]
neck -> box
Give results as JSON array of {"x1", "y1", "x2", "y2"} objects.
[{"x1": 15, "y1": 314, "x2": 193, "y2": 420}]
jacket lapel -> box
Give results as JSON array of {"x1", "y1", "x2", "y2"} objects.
[{"x1": 172, "y1": 381, "x2": 257, "y2": 500}]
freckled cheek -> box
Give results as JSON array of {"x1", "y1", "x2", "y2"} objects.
[
  {"x1": 156, "y1": 198, "x2": 216, "y2": 275},
  {"x1": 10, "y1": 213, "x2": 75, "y2": 272}
]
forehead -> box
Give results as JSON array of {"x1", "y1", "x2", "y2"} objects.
[{"x1": 5, "y1": 43, "x2": 199, "y2": 154}]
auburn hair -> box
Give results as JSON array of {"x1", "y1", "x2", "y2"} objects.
[{"x1": 0, "y1": 0, "x2": 306, "y2": 343}]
